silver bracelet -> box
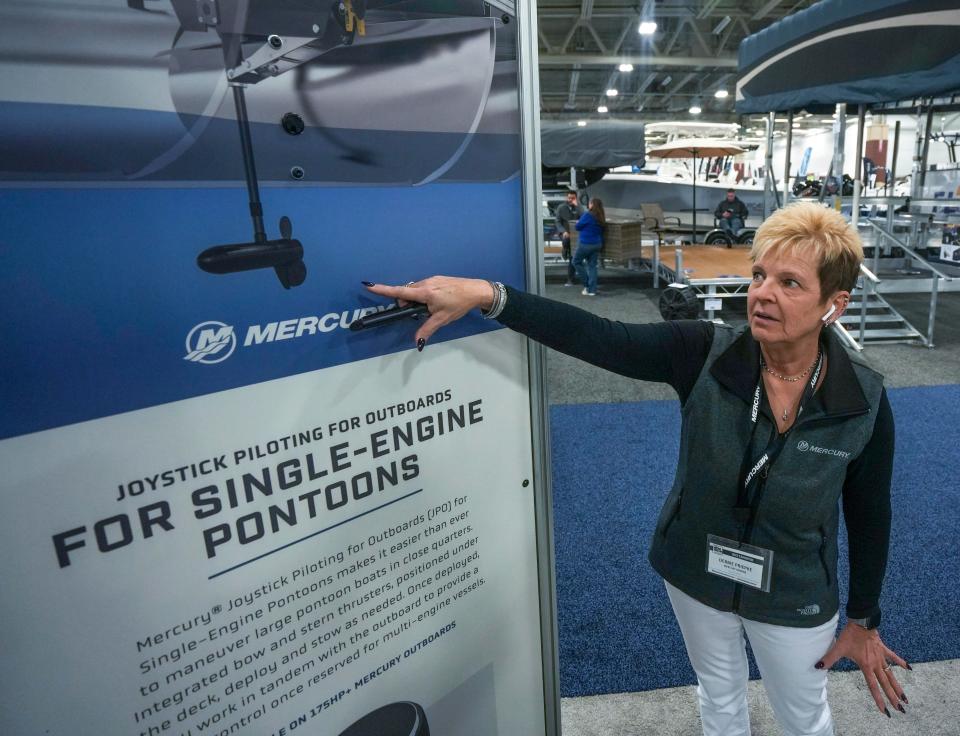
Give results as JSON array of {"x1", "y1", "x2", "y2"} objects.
[
  {"x1": 480, "y1": 281, "x2": 501, "y2": 319},
  {"x1": 481, "y1": 281, "x2": 507, "y2": 320}
]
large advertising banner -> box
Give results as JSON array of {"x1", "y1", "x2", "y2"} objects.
[{"x1": 0, "y1": 2, "x2": 550, "y2": 734}]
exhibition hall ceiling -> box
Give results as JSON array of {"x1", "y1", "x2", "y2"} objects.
[{"x1": 537, "y1": 0, "x2": 815, "y2": 124}]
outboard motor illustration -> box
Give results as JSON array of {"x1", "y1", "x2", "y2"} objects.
[
  {"x1": 1, "y1": 0, "x2": 519, "y2": 288},
  {"x1": 197, "y1": 214, "x2": 306, "y2": 288},
  {"x1": 338, "y1": 702, "x2": 430, "y2": 736},
  {"x1": 184, "y1": 0, "x2": 373, "y2": 287},
  {"x1": 0, "y1": 0, "x2": 517, "y2": 185},
  {"x1": 176, "y1": 0, "x2": 377, "y2": 286}
]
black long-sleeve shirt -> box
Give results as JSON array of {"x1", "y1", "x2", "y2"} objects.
[
  {"x1": 497, "y1": 286, "x2": 893, "y2": 620},
  {"x1": 716, "y1": 196, "x2": 749, "y2": 222}
]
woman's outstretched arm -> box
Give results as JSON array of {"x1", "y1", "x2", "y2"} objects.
[{"x1": 365, "y1": 278, "x2": 713, "y2": 402}]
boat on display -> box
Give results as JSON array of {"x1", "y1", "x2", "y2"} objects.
[
  {"x1": 576, "y1": 122, "x2": 763, "y2": 226},
  {"x1": 588, "y1": 162, "x2": 766, "y2": 223}
]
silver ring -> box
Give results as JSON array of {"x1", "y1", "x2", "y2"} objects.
[
  {"x1": 406, "y1": 281, "x2": 416, "y2": 286},
  {"x1": 882, "y1": 664, "x2": 892, "y2": 671}
]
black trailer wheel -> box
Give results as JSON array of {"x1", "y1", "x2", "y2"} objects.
[
  {"x1": 737, "y1": 229, "x2": 756, "y2": 245},
  {"x1": 659, "y1": 284, "x2": 700, "y2": 320},
  {"x1": 704, "y1": 229, "x2": 732, "y2": 246}
]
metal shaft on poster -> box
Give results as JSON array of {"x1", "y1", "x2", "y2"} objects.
[
  {"x1": 231, "y1": 84, "x2": 267, "y2": 244},
  {"x1": 851, "y1": 105, "x2": 865, "y2": 227},
  {"x1": 783, "y1": 110, "x2": 793, "y2": 207}
]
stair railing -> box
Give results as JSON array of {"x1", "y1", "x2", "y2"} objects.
[
  {"x1": 866, "y1": 220, "x2": 955, "y2": 347},
  {"x1": 855, "y1": 263, "x2": 881, "y2": 347}
]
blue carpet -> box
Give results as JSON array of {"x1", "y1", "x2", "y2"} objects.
[{"x1": 551, "y1": 384, "x2": 960, "y2": 697}]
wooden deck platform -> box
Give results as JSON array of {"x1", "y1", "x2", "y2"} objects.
[{"x1": 655, "y1": 245, "x2": 754, "y2": 280}]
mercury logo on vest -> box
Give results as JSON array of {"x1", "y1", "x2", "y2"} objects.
[
  {"x1": 183, "y1": 306, "x2": 390, "y2": 365},
  {"x1": 796, "y1": 440, "x2": 851, "y2": 459}
]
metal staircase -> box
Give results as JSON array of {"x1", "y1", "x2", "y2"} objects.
[
  {"x1": 850, "y1": 219, "x2": 959, "y2": 347},
  {"x1": 840, "y1": 290, "x2": 925, "y2": 344}
]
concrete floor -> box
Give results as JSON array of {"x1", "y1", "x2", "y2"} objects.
[{"x1": 543, "y1": 266, "x2": 960, "y2": 735}]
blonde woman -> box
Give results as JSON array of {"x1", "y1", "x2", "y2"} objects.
[{"x1": 366, "y1": 203, "x2": 908, "y2": 735}]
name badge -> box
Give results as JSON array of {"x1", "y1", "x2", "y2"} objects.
[{"x1": 706, "y1": 534, "x2": 774, "y2": 592}]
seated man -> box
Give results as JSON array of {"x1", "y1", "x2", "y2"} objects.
[{"x1": 715, "y1": 188, "x2": 748, "y2": 237}]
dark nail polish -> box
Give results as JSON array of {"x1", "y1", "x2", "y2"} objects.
[
  {"x1": 417, "y1": 338, "x2": 425, "y2": 352},
  {"x1": 901, "y1": 694, "x2": 909, "y2": 704},
  {"x1": 906, "y1": 663, "x2": 913, "y2": 671},
  {"x1": 884, "y1": 708, "x2": 891, "y2": 718},
  {"x1": 897, "y1": 704, "x2": 905, "y2": 714},
  {"x1": 361, "y1": 281, "x2": 375, "y2": 286},
  {"x1": 815, "y1": 661, "x2": 824, "y2": 670}
]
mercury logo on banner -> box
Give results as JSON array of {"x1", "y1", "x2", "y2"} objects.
[
  {"x1": 183, "y1": 305, "x2": 390, "y2": 364},
  {"x1": 184, "y1": 321, "x2": 236, "y2": 364}
]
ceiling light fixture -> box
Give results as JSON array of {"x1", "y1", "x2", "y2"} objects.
[
  {"x1": 689, "y1": 104, "x2": 702, "y2": 115},
  {"x1": 606, "y1": 88, "x2": 619, "y2": 97},
  {"x1": 577, "y1": 120, "x2": 587, "y2": 127},
  {"x1": 638, "y1": 21, "x2": 657, "y2": 35},
  {"x1": 618, "y1": 63, "x2": 634, "y2": 73},
  {"x1": 714, "y1": 89, "x2": 729, "y2": 99},
  {"x1": 597, "y1": 105, "x2": 609, "y2": 113}
]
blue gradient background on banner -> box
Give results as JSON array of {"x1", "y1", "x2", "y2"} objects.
[{"x1": 0, "y1": 181, "x2": 525, "y2": 439}]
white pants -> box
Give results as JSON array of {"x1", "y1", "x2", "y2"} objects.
[{"x1": 665, "y1": 581, "x2": 838, "y2": 736}]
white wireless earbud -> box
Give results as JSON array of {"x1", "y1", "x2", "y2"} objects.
[{"x1": 821, "y1": 304, "x2": 837, "y2": 323}]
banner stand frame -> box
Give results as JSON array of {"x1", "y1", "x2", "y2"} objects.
[{"x1": 517, "y1": 4, "x2": 562, "y2": 735}]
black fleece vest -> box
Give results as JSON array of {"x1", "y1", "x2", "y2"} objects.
[{"x1": 648, "y1": 324, "x2": 885, "y2": 627}]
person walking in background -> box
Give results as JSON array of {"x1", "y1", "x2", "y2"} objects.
[
  {"x1": 573, "y1": 198, "x2": 605, "y2": 296},
  {"x1": 716, "y1": 188, "x2": 749, "y2": 238},
  {"x1": 555, "y1": 190, "x2": 583, "y2": 286}
]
